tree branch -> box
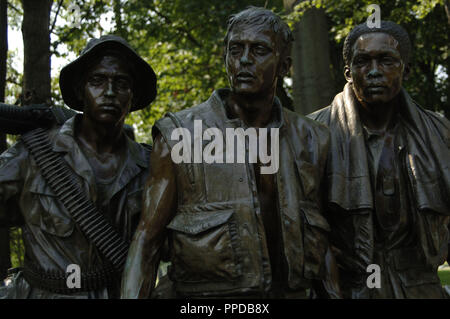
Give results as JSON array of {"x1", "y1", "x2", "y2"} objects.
[
  {"x1": 6, "y1": 1, "x2": 22, "y2": 15},
  {"x1": 6, "y1": 76, "x2": 21, "y2": 85},
  {"x1": 49, "y1": 0, "x2": 63, "y2": 34},
  {"x1": 151, "y1": 7, "x2": 202, "y2": 48}
]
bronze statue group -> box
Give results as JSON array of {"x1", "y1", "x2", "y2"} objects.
[{"x1": 0, "y1": 6, "x2": 448, "y2": 299}]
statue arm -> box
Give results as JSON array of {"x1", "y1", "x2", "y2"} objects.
[
  {"x1": 0, "y1": 141, "x2": 26, "y2": 226},
  {"x1": 121, "y1": 135, "x2": 177, "y2": 298},
  {"x1": 313, "y1": 131, "x2": 342, "y2": 299},
  {"x1": 313, "y1": 196, "x2": 343, "y2": 298},
  {"x1": 312, "y1": 246, "x2": 343, "y2": 299}
]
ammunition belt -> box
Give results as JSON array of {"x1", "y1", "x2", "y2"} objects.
[
  {"x1": 22, "y1": 263, "x2": 117, "y2": 294},
  {"x1": 21, "y1": 128, "x2": 129, "y2": 272}
]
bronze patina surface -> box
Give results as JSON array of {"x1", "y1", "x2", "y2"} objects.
[
  {"x1": 309, "y1": 21, "x2": 450, "y2": 298},
  {"x1": 121, "y1": 7, "x2": 340, "y2": 299},
  {"x1": 0, "y1": 35, "x2": 155, "y2": 298}
]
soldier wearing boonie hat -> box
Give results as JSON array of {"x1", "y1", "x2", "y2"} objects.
[
  {"x1": 0, "y1": 35, "x2": 156, "y2": 299},
  {"x1": 60, "y1": 34, "x2": 156, "y2": 112}
]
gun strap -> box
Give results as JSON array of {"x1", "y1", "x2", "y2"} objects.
[{"x1": 21, "y1": 128, "x2": 129, "y2": 272}]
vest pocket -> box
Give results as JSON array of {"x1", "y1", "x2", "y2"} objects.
[
  {"x1": 301, "y1": 206, "x2": 330, "y2": 280},
  {"x1": 166, "y1": 209, "x2": 242, "y2": 283},
  {"x1": 28, "y1": 178, "x2": 74, "y2": 238}
]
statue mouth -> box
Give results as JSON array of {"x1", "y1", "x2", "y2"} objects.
[
  {"x1": 99, "y1": 104, "x2": 121, "y2": 113},
  {"x1": 236, "y1": 72, "x2": 255, "y2": 82},
  {"x1": 366, "y1": 81, "x2": 387, "y2": 88},
  {"x1": 366, "y1": 84, "x2": 387, "y2": 92}
]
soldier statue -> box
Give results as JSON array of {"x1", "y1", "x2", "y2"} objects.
[
  {"x1": 0, "y1": 35, "x2": 156, "y2": 298},
  {"x1": 309, "y1": 21, "x2": 450, "y2": 298},
  {"x1": 122, "y1": 7, "x2": 339, "y2": 299}
]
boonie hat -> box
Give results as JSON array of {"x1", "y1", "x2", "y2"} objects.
[{"x1": 59, "y1": 35, "x2": 157, "y2": 112}]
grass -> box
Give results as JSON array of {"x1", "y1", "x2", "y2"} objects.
[{"x1": 439, "y1": 267, "x2": 450, "y2": 286}]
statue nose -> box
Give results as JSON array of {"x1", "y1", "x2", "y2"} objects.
[
  {"x1": 240, "y1": 47, "x2": 251, "y2": 65},
  {"x1": 367, "y1": 61, "x2": 381, "y2": 78},
  {"x1": 368, "y1": 69, "x2": 381, "y2": 77},
  {"x1": 105, "y1": 80, "x2": 115, "y2": 96}
]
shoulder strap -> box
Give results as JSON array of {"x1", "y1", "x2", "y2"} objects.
[
  {"x1": 155, "y1": 112, "x2": 196, "y2": 185},
  {"x1": 21, "y1": 128, "x2": 129, "y2": 272}
]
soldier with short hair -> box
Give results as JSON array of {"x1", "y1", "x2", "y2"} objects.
[
  {"x1": 309, "y1": 21, "x2": 450, "y2": 298},
  {"x1": 122, "y1": 7, "x2": 339, "y2": 299}
]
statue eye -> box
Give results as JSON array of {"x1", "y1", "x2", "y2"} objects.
[
  {"x1": 88, "y1": 75, "x2": 106, "y2": 86},
  {"x1": 254, "y1": 45, "x2": 269, "y2": 55},
  {"x1": 115, "y1": 78, "x2": 132, "y2": 90},
  {"x1": 353, "y1": 56, "x2": 368, "y2": 66},
  {"x1": 229, "y1": 44, "x2": 242, "y2": 55},
  {"x1": 380, "y1": 56, "x2": 396, "y2": 65}
]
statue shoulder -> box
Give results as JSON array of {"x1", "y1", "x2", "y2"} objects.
[
  {"x1": 283, "y1": 108, "x2": 331, "y2": 151},
  {"x1": 307, "y1": 105, "x2": 332, "y2": 126},
  {"x1": 412, "y1": 101, "x2": 450, "y2": 146},
  {"x1": 152, "y1": 99, "x2": 215, "y2": 143},
  {"x1": 423, "y1": 108, "x2": 450, "y2": 131},
  {"x1": 284, "y1": 108, "x2": 330, "y2": 136},
  {"x1": 283, "y1": 109, "x2": 331, "y2": 171},
  {"x1": 0, "y1": 139, "x2": 29, "y2": 176}
]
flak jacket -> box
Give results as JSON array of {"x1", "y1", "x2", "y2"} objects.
[{"x1": 153, "y1": 88, "x2": 332, "y2": 297}]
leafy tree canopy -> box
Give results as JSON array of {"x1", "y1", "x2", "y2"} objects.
[{"x1": 5, "y1": 0, "x2": 448, "y2": 143}]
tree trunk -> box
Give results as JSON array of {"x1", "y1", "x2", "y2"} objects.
[
  {"x1": 284, "y1": 0, "x2": 335, "y2": 115},
  {"x1": 21, "y1": 0, "x2": 52, "y2": 105},
  {"x1": 0, "y1": 0, "x2": 6, "y2": 142},
  {"x1": 0, "y1": 0, "x2": 10, "y2": 281}
]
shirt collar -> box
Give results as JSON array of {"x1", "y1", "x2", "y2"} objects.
[
  {"x1": 213, "y1": 88, "x2": 285, "y2": 129},
  {"x1": 52, "y1": 114, "x2": 148, "y2": 168},
  {"x1": 50, "y1": 115, "x2": 148, "y2": 200}
]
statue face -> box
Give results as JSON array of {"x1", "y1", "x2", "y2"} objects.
[
  {"x1": 225, "y1": 23, "x2": 284, "y2": 99},
  {"x1": 82, "y1": 55, "x2": 133, "y2": 126},
  {"x1": 346, "y1": 32, "x2": 405, "y2": 107}
]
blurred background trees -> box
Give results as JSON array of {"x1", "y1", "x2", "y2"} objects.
[
  {"x1": 1, "y1": 0, "x2": 448, "y2": 278},
  {"x1": 0, "y1": 0, "x2": 9, "y2": 281}
]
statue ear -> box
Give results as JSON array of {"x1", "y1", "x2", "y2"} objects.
[
  {"x1": 278, "y1": 55, "x2": 292, "y2": 78},
  {"x1": 129, "y1": 92, "x2": 135, "y2": 112},
  {"x1": 75, "y1": 84, "x2": 84, "y2": 106},
  {"x1": 222, "y1": 46, "x2": 227, "y2": 63},
  {"x1": 344, "y1": 66, "x2": 352, "y2": 83},
  {"x1": 403, "y1": 63, "x2": 411, "y2": 81}
]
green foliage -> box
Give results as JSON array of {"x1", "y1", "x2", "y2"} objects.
[
  {"x1": 50, "y1": 0, "x2": 285, "y2": 143},
  {"x1": 9, "y1": 227, "x2": 24, "y2": 268},
  {"x1": 5, "y1": 0, "x2": 287, "y2": 265},
  {"x1": 119, "y1": 0, "x2": 286, "y2": 143},
  {"x1": 439, "y1": 264, "x2": 450, "y2": 286},
  {"x1": 6, "y1": 0, "x2": 22, "y2": 30},
  {"x1": 5, "y1": 50, "x2": 22, "y2": 105},
  {"x1": 4, "y1": 0, "x2": 448, "y2": 139},
  {"x1": 3, "y1": 0, "x2": 449, "y2": 272}
]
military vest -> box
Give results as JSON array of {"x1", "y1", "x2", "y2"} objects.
[{"x1": 154, "y1": 89, "x2": 331, "y2": 297}]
